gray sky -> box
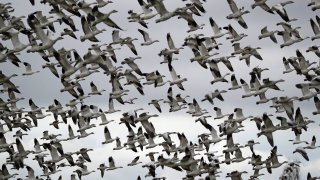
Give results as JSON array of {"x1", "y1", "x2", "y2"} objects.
[{"x1": 0, "y1": 0, "x2": 320, "y2": 179}]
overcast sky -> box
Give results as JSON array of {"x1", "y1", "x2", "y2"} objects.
[{"x1": 1, "y1": 0, "x2": 320, "y2": 179}]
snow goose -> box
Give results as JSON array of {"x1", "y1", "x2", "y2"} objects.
[
  {"x1": 251, "y1": 0, "x2": 273, "y2": 14},
  {"x1": 55, "y1": 51, "x2": 82, "y2": 80},
  {"x1": 275, "y1": 96, "x2": 298, "y2": 121},
  {"x1": 226, "y1": 0, "x2": 249, "y2": 29},
  {"x1": 111, "y1": 30, "x2": 126, "y2": 45},
  {"x1": 138, "y1": 29, "x2": 159, "y2": 46},
  {"x1": 209, "y1": 17, "x2": 227, "y2": 39},
  {"x1": 144, "y1": 133, "x2": 158, "y2": 149},
  {"x1": 282, "y1": 57, "x2": 294, "y2": 74},
  {"x1": 61, "y1": 28, "x2": 77, "y2": 39},
  {"x1": 121, "y1": 37, "x2": 139, "y2": 55},
  {"x1": 75, "y1": 65, "x2": 99, "y2": 80},
  {"x1": 22, "y1": 62, "x2": 40, "y2": 76},
  {"x1": 277, "y1": 30, "x2": 309, "y2": 48},
  {"x1": 308, "y1": 0, "x2": 320, "y2": 11},
  {"x1": 306, "y1": 45, "x2": 320, "y2": 57},
  {"x1": 75, "y1": 0, "x2": 96, "y2": 15},
  {"x1": 191, "y1": 43, "x2": 215, "y2": 67},
  {"x1": 175, "y1": 7, "x2": 204, "y2": 33},
  {"x1": 96, "y1": 0, "x2": 113, "y2": 7},
  {"x1": 0, "y1": 16, "x2": 10, "y2": 34},
  {"x1": 12, "y1": 129, "x2": 28, "y2": 140},
  {"x1": 80, "y1": 16, "x2": 105, "y2": 42},
  {"x1": 288, "y1": 133, "x2": 308, "y2": 145},
  {"x1": 102, "y1": 126, "x2": 116, "y2": 144},
  {"x1": 251, "y1": 66, "x2": 269, "y2": 80},
  {"x1": 166, "y1": 33, "x2": 183, "y2": 54},
  {"x1": 88, "y1": 81, "x2": 105, "y2": 95},
  {"x1": 307, "y1": 172, "x2": 320, "y2": 180},
  {"x1": 190, "y1": 98, "x2": 208, "y2": 117},
  {"x1": 312, "y1": 96, "x2": 320, "y2": 115},
  {"x1": 121, "y1": 56, "x2": 144, "y2": 75},
  {"x1": 91, "y1": 6, "x2": 122, "y2": 29},
  {"x1": 7, "y1": 31, "x2": 30, "y2": 53},
  {"x1": 168, "y1": 63, "x2": 187, "y2": 90},
  {"x1": 223, "y1": 134, "x2": 244, "y2": 154},
  {"x1": 213, "y1": 107, "x2": 231, "y2": 120},
  {"x1": 137, "y1": 0, "x2": 157, "y2": 20},
  {"x1": 74, "y1": 165, "x2": 95, "y2": 179},
  {"x1": 110, "y1": 76, "x2": 129, "y2": 102},
  {"x1": 271, "y1": 1, "x2": 294, "y2": 22},
  {"x1": 113, "y1": 137, "x2": 124, "y2": 150},
  {"x1": 77, "y1": 115, "x2": 96, "y2": 132},
  {"x1": 203, "y1": 37, "x2": 222, "y2": 51},
  {"x1": 257, "y1": 113, "x2": 280, "y2": 147},
  {"x1": 226, "y1": 171, "x2": 248, "y2": 179},
  {"x1": 258, "y1": 26, "x2": 278, "y2": 43},
  {"x1": 196, "y1": 117, "x2": 226, "y2": 146},
  {"x1": 33, "y1": 11, "x2": 57, "y2": 32},
  {"x1": 127, "y1": 10, "x2": 149, "y2": 28},
  {"x1": 0, "y1": 133, "x2": 15, "y2": 149},
  {"x1": 167, "y1": 95, "x2": 187, "y2": 112},
  {"x1": 304, "y1": 136, "x2": 320, "y2": 150},
  {"x1": 97, "y1": 163, "x2": 107, "y2": 178},
  {"x1": 225, "y1": 24, "x2": 248, "y2": 43},
  {"x1": 0, "y1": 164, "x2": 18, "y2": 179},
  {"x1": 245, "y1": 139, "x2": 260, "y2": 153},
  {"x1": 228, "y1": 74, "x2": 241, "y2": 90},
  {"x1": 105, "y1": 44, "x2": 120, "y2": 62},
  {"x1": 42, "y1": 62, "x2": 60, "y2": 78},
  {"x1": 27, "y1": 19, "x2": 63, "y2": 53},
  {"x1": 232, "y1": 148, "x2": 251, "y2": 163},
  {"x1": 310, "y1": 16, "x2": 320, "y2": 41},
  {"x1": 148, "y1": 99, "x2": 163, "y2": 113},
  {"x1": 128, "y1": 156, "x2": 142, "y2": 166},
  {"x1": 208, "y1": 60, "x2": 230, "y2": 84},
  {"x1": 107, "y1": 156, "x2": 123, "y2": 170},
  {"x1": 293, "y1": 146, "x2": 309, "y2": 161},
  {"x1": 296, "y1": 83, "x2": 318, "y2": 101},
  {"x1": 233, "y1": 108, "x2": 253, "y2": 123},
  {"x1": 149, "y1": 0, "x2": 178, "y2": 23}
]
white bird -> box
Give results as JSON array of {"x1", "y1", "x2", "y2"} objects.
[
  {"x1": 7, "y1": 31, "x2": 30, "y2": 53},
  {"x1": 107, "y1": 156, "x2": 123, "y2": 170},
  {"x1": 88, "y1": 81, "x2": 105, "y2": 95},
  {"x1": 251, "y1": 0, "x2": 274, "y2": 14},
  {"x1": 128, "y1": 156, "x2": 142, "y2": 166},
  {"x1": 22, "y1": 62, "x2": 40, "y2": 76},
  {"x1": 272, "y1": 1, "x2": 294, "y2": 22},
  {"x1": 288, "y1": 133, "x2": 308, "y2": 146},
  {"x1": 258, "y1": 26, "x2": 278, "y2": 43},
  {"x1": 105, "y1": 96, "x2": 121, "y2": 114},
  {"x1": 102, "y1": 126, "x2": 116, "y2": 144},
  {"x1": 80, "y1": 16, "x2": 105, "y2": 42},
  {"x1": 138, "y1": 29, "x2": 159, "y2": 46},
  {"x1": 229, "y1": 74, "x2": 241, "y2": 90},
  {"x1": 308, "y1": 0, "x2": 320, "y2": 11},
  {"x1": 168, "y1": 63, "x2": 187, "y2": 90},
  {"x1": 113, "y1": 137, "x2": 124, "y2": 150},
  {"x1": 226, "y1": 0, "x2": 250, "y2": 29},
  {"x1": 296, "y1": 83, "x2": 318, "y2": 101},
  {"x1": 209, "y1": 17, "x2": 227, "y2": 39},
  {"x1": 304, "y1": 136, "x2": 320, "y2": 149},
  {"x1": 310, "y1": 16, "x2": 320, "y2": 41},
  {"x1": 213, "y1": 107, "x2": 231, "y2": 120},
  {"x1": 293, "y1": 146, "x2": 309, "y2": 161},
  {"x1": 282, "y1": 57, "x2": 294, "y2": 74}
]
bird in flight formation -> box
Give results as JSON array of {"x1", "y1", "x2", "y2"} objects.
[{"x1": 0, "y1": 0, "x2": 319, "y2": 179}]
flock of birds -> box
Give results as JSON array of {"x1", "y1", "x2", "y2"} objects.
[{"x1": 0, "y1": 0, "x2": 320, "y2": 179}]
